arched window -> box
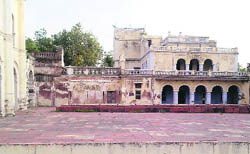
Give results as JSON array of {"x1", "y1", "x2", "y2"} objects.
[
  {"x1": 190, "y1": 59, "x2": 199, "y2": 71},
  {"x1": 176, "y1": 59, "x2": 186, "y2": 70},
  {"x1": 204, "y1": 59, "x2": 213, "y2": 71}
]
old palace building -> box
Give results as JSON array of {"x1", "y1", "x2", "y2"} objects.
[{"x1": 32, "y1": 28, "x2": 249, "y2": 107}]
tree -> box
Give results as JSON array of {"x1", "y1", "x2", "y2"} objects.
[
  {"x1": 101, "y1": 52, "x2": 114, "y2": 67},
  {"x1": 26, "y1": 37, "x2": 38, "y2": 53},
  {"x1": 34, "y1": 28, "x2": 56, "y2": 52},
  {"x1": 238, "y1": 63, "x2": 246, "y2": 72},
  {"x1": 52, "y1": 23, "x2": 103, "y2": 66}
]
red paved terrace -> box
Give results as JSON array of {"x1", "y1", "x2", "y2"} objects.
[{"x1": 1, "y1": 107, "x2": 250, "y2": 144}]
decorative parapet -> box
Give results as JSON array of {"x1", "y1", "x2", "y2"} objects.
[
  {"x1": 63, "y1": 67, "x2": 249, "y2": 79},
  {"x1": 149, "y1": 46, "x2": 238, "y2": 53},
  {"x1": 122, "y1": 69, "x2": 153, "y2": 75},
  {"x1": 65, "y1": 66, "x2": 121, "y2": 76}
]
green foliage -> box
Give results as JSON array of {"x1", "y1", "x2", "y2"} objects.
[
  {"x1": 238, "y1": 63, "x2": 246, "y2": 72},
  {"x1": 52, "y1": 23, "x2": 103, "y2": 66},
  {"x1": 25, "y1": 37, "x2": 38, "y2": 53},
  {"x1": 34, "y1": 28, "x2": 56, "y2": 52},
  {"x1": 75, "y1": 109, "x2": 97, "y2": 112},
  {"x1": 26, "y1": 24, "x2": 103, "y2": 67},
  {"x1": 101, "y1": 51, "x2": 114, "y2": 67}
]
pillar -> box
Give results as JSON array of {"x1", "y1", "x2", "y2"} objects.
[
  {"x1": 173, "y1": 65, "x2": 176, "y2": 71},
  {"x1": 186, "y1": 64, "x2": 190, "y2": 71},
  {"x1": 199, "y1": 64, "x2": 203, "y2": 71},
  {"x1": 222, "y1": 92, "x2": 227, "y2": 104},
  {"x1": 238, "y1": 92, "x2": 242, "y2": 104},
  {"x1": 190, "y1": 92, "x2": 195, "y2": 104},
  {"x1": 4, "y1": 0, "x2": 15, "y2": 116},
  {"x1": 206, "y1": 92, "x2": 211, "y2": 104},
  {"x1": 173, "y1": 91, "x2": 178, "y2": 104},
  {"x1": 213, "y1": 64, "x2": 216, "y2": 72}
]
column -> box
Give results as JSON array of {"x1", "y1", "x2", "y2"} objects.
[
  {"x1": 206, "y1": 92, "x2": 211, "y2": 104},
  {"x1": 199, "y1": 64, "x2": 203, "y2": 71},
  {"x1": 222, "y1": 92, "x2": 227, "y2": 104},
  {"x1": 213, "y1": 64, "x2": 216, "y2": 72},
  {"x1": 4, "y1": 0, "x2": 15, "y2": 116},
  {"x1": 238, "y1": 92, "x2": 242, "y2": 104},
  {"x1": 173, "y1": 65, "x2": 176, "y2": 71},
  {"x1": 190, "y1": 92, "x2": 195, "y2": 104},
  {"x1": 173, "y1": 91, "x2": 178, "y2": 104},
  {"x1": 186, "y1": 64, "x2": 190, "y2": 71}
]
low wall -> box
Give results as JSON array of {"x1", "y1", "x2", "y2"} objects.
[
  {"x1": 0, "y1": 142, "x2": 249, "y2": 154},
  {"x1": 56, "y1": 104, "x2": 250, "y2": 113}
]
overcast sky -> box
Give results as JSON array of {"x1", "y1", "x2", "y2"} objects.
[{"x1": 25, "y1": 0, "x2": 250, "y2": 67}]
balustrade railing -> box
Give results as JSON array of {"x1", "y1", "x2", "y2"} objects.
[
  {"x1": 149, "y1": 46, "x2": 238, "y2": 53},
  {"x1": 122, "y1": 69, "x2": 153, "y2": 75},
  {"x1": 212, "y1": 72, "x2": 248, "y2": 77},
  {"x1": 155, "y1": 71, "x2": 176, "y2": 76},
  {"x1": 65, "y1": 67, "x2": 248, "y2": 78},
  {"x1": 66, "y1": 67, "x2": 121, "y2": 76}
]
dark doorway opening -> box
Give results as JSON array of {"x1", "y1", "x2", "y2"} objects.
[
  {"x1": 107, "y1": 91, "x2": 116, "y2": 104},
  {"x1": 178, "y1": 86, "x2": 190, "y2": 104},
  {"x1": 211, "y1": 86, "x2": 222, "y2": 104},
  {"x1": 162, "y1": 85, "x2": 174, "y2": 104}
]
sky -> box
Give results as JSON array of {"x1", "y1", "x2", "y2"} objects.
[{"x1": 25, "y1": 0, "x2": 250, "y2": 67}]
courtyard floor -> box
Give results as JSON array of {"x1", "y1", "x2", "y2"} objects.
[{"x1": 1, "y1": 107, "x2": 250, "y2": 144}]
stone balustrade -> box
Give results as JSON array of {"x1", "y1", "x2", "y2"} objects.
[
  {"x1": 122, "y1": 69, "x2": 153, "y2": 75},
  {"x1": 65, "y1": 66, "x2": 121, "y2": 76},
  {"x1": 64, "y1": 67, "x2": 248, "y2": 78},
  {"x1": 149, "y1": 46, "x2": 238, "y2": 53},
  {"x1": 212, "y1": 72, "x2": 248, "y2": 77},
  {"x1": 217, "y1": 48, "x2": 238, "y2": 53}
]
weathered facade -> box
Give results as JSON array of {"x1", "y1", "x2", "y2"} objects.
[
  {"x1": 0, "y1": 0, "x2": 27, "y2": 116},
  {"x1": 33, "y1": 28, "x2": 249, "y2": 107}
]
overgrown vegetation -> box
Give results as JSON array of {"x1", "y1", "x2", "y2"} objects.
[
  {"x1": 238, "y1": 63, "x2": 246, "y2": 72},
  {"x1": 26, "y1": 23, "x2": 114, "y2": 67}
]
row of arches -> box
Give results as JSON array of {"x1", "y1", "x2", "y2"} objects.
[
  {"x1": 162, "y1": 85, "x2": 241, "y2": 104},
  {"x1": 177, "y1": 59, "x2": 213, "y2": 71}
]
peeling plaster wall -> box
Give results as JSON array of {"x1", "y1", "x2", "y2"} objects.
[
  {"x1": 36, "y1": 82, "x2": 53, "y2": 106},
  {"x1": 121, "y1": 77, "x2": 154, "y2": 105},
  {"x1": 36, "y1": 76, "x2": 249, "y2": 106},
  {"x1": 39, "y1": 76, "x2": 123, "y2": 107}
]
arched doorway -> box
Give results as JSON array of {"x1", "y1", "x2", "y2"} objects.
[
  {"x1": 227, "y1": 85, "x2": 240, "y2": 104},
  {"x1": 195, "y1": 86, "x2": 206, "y2": 104},
  {"x1": 176, "y1": 59, "x2": 186, "y2": 70},
  {"x1": 178, "y1": 86, "x2": 190, "y2": 104},
  {"x1": 14, "y1": 68, "x2": 18, "y2": 110},
  {"x1": 204, "y1": 59, "x2": 213, "y2": 71},
  {"x1": 190, "y1": 59, "x2": 199, "y2": 71},
  {"x1": 211, "y1": 86, "x2": 223, "y2": 104},
  {"x1": 161, "y1": 85, "x2": 173, "y2": 104}
]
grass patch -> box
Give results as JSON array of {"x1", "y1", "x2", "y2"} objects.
[
  {"x1": 75, "y1": 109, "x2": 97, "y2": 112},
  {"x1": 129, "y1": 110, "x2": 145, "y2": 113}
]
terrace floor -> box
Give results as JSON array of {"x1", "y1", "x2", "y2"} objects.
[{"x1": 1, "y1": 107, "x2": 250, "y2": 144}]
